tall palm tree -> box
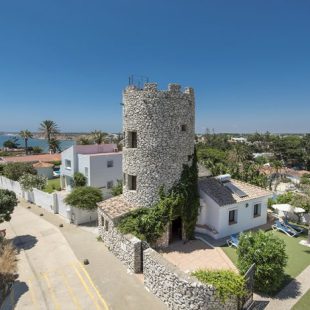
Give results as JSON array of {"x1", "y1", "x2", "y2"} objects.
[
  {"x1": 91, "y1": 130, "x2": 106, "y2": 145},
  {"x1": 39, "y1": 120, "x2": 59, "y2": 153},
  {"x1": 19, "y1": 130, "x2": 33, "y2": 155}
]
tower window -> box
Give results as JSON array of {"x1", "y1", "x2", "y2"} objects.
[
  {"x1": 107, "y1": 160, "x2": 114, "y2": 168},
  {"x1": 128, "y1": 131, "x2": 137, "y2": 148},
  {"x1": 128, "y1": 175, "x2": 137, "y2": 190},
  {"x1": 181, "y1": 125, "x2": 187, "y2": 132}
]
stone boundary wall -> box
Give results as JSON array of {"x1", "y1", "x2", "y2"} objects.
[
  {"x1": 98, "y1": 209, "x2": 142, "y2": 273},
  {"x1": 143, "y1": 248, "x2": 239, "y2": 310}
]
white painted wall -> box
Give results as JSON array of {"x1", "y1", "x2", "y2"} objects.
[
  {"x1": 88, "y1": 153, "x2": 122, "y2": 189},
  {"x1": 0, "y1": 175, "x2": 97, "y2": 225},
  {"x1": 71, "y1": 207, "x2": 98, "y2": 225},
  {"x1": 35, "y1": 167, "x2": 54, "y2": 179}
]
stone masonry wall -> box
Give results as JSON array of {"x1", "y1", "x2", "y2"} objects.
[
  {"x1": 98, "y1": 209, "x2": 142, "y2": 273},
  {"x1": 122, "y1": 83, "x2": 195, "y2": 207},
  {"x1": 143, "y1": 248, "x2": 239, "y2": 310}
]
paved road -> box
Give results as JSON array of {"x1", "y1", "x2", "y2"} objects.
[{"x1": 0, "y1": 203, "x2": 166, "y2": 310}]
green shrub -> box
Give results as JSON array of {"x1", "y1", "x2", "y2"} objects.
[
  {"x1": 19, "y1": 173, "x2": 47, "y2": 191},
  {"x1": 237, "y1": 230, "x2": 287, "y2": 294},
  {"x1": 73, "y1": 172, "x2": 87, "y2": 187},
  {"x1": 3, "y1": 162, "x2": 37, "y2": 181},
  {"x1": 0, "y1": 189, "x2": 18, "y2": 223},
  {"x1": 64, "y1": 186, "x2": 103, "y2": 210},
  {"x1": 192, "y1": 269, "x2": 246, "y2": 302}
]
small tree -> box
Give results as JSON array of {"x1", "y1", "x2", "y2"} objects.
[
  {"x1": 0, "y1": 189, "x2": 18, "y2": 223},
  {"x1": 3, "y1": 162, "x2": 37, "y2": 181},
  {"x1": 73, "y1": 172, "x2": 87, "y2": 187},
  {"x1": 19, "y1": 173, "x2": 47, "y2": 191},
  {"x1": 64, "y1": 187, "x2": 103, "y2": 210},
  {"x1": 111, "y1": 180, "x2": 122, "y2": 196},
  {"x1": 237, "y1": 230, "x2": 287, "y2": 294},
  {"x1": 32, "y1": 146, "x2": 43, "y2": 154},
  {"x1": 3, "y1": 138, "x2": 19, "y2": 149}
]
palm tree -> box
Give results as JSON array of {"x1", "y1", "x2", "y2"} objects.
[
  {"x1": 49, "y1": 138, "x2": 61, "y2": 153},
  {"x1": 39, "y1": 120, "x2": 59, "y2": 153},
  {"x1": 77, "y1": 136, "x2": 93, "y2": 145},
  {"x1": 19, "y1": 130, "x2": 33, "y2": 155},
  {"x1": 91, "y1": 130, "x2": 106, "y2": 145}
]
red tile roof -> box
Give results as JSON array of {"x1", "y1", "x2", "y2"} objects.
[{"x1": 0, "y1": 154, "x2": 61, "y2": 163}]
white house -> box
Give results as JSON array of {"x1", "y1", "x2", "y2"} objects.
[
  {"x1": 196, "y1": 174, "x2": 272, "y2": 239},
  {"x1": 33, "y1": 162, "x2": 54, "y2": 179},
  {"x1": 60, "y1": 144, "x2": 122, "y2": 193}
]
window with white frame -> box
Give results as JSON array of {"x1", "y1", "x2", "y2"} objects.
[
  {"x1": 107, "y1": 180, "x2": 114, "y2": 189},
  {"x1": 228, "y1": 209, "x2": 238, "y2": 225},
  {"x1": 253, "y1": 203, "x2": 261, "y2": 217},
  {"x1": 107, "y1": 160, "x2": 114, "y2": 168},
  {"x1": 65, "y1": 159, "x2": 71, "y2": 170}
]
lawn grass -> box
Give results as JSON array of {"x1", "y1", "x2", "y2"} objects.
[
  {"x1": 43, "y1": 178, "x2": 61, "y2": 193},
  {"x1": 292, "y1": 289, "x2": 310, "y2": 310},
  {"x1": 222, "y1": 229, "x2": 310, "y2": 280}
]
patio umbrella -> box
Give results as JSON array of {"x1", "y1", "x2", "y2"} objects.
[
  {"x1": 293, "y1": 207, "x2": 305, "y2": 214},
  {"x1": 272, "y1": 204, "x2": 293, "y2": 212}
]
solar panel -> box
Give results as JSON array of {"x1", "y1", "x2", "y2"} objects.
[{"x1": 224, "y1": 182, "x2": 248, "y2": 198}]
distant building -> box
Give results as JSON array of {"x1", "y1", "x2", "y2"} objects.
[
  {"x1": 196, "y1": 174, "x2": 272, "y2": 239},
  {"x1": 33, "y1": 162, "x2": 54, "y2": 179},
  {"x1": 60, "y1": 144, "x2": 122, "y2": 192},
  {"x1": 229, "y1": 137, "x2": 247, "y2": 143}
]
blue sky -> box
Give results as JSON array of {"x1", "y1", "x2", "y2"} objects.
[{"x1": 0, "y1": 0, "x2": 309, "y2": 133}]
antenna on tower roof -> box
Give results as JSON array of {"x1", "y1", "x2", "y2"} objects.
[{"x1": 128, "y1": 75, "x2": 149, "y2": 89}]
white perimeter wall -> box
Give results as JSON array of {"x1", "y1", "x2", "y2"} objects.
[{"x1": 0, "y1": 175, "x2": 97, "y2": 224}]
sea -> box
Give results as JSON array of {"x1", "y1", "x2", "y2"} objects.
[{"x1": 0, "y1": 134, "x2": 75, "y2": 153}]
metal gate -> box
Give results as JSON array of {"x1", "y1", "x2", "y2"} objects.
[{"x1": 241, "y1": 263, "x2": 255, "y2": 310}]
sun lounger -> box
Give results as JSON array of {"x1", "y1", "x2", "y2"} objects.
[
  {"x1": 284, "y1": 219, "x2": 304, "y2": 235},
  {"x1": 226, "y1": 233, "x2": 239, "y2": 247},
  {"x1": 272, "y1": 220, "x2": 298, "y2": 237}
]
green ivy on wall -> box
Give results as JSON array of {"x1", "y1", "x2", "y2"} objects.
[{"x1": 117, "y1": 149, "x2": 200, "y2": 244}]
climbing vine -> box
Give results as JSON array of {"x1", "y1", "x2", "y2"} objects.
[{"x1": 117, "y1": 149, "x2": 200, "y2": 244}]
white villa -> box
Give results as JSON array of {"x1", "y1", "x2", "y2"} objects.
[
  {"x1": 60, "y1": 144, "x2": 122, "y2": 193},
  {"x1": 196, "y1": 174, "x2": 272, "y2": 239}
]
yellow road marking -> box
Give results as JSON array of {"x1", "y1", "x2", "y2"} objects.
[
  {"x1": 42, "y1": 273, "x2": 61, "y2": 310},
  {"x1": 72, "y1": 264, "x2": 102, "y2": 310},
  {"x1": 28, "y1": 279, "x2": 39, "y2": 310},
  {"x1": 59, "y1": 269, "x2": 83, "y2": 310},
  {"x1": 77, "y1": 262, "x2": 109, "y2": 310}
]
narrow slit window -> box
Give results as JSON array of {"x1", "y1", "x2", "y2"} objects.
[
  {"x1": 128, "y1": 175, "x2": 137, "y2": 190},
  {"x1": 128, "y1": 131, "x2": 137, "y2": 148},
  {"x1": 181, "y1": 125, "x2": 187, "y2": 132}
]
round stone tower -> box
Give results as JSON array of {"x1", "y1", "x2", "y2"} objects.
[{"x1": 122, "y1": 83, "x2": 195, "y2": 207}]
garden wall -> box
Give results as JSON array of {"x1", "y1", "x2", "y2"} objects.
[
  {"x1": 143, "y1": 248, "x2": 239, "y2": 310},
  {"x1": 0, "y1": 176, "x2": 96, "y2": 225},
  {"x1": 98, "y1": 210, "x2": 142, "y2": 273}
]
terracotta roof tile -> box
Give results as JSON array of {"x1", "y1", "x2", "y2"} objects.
[{"x1": 98, "y1": 195, "x2": 137, "y2": 220}]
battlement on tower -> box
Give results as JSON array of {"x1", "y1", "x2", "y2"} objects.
[{"x1": 124, "y1": 83, "x2": 194, "y2": 96}]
